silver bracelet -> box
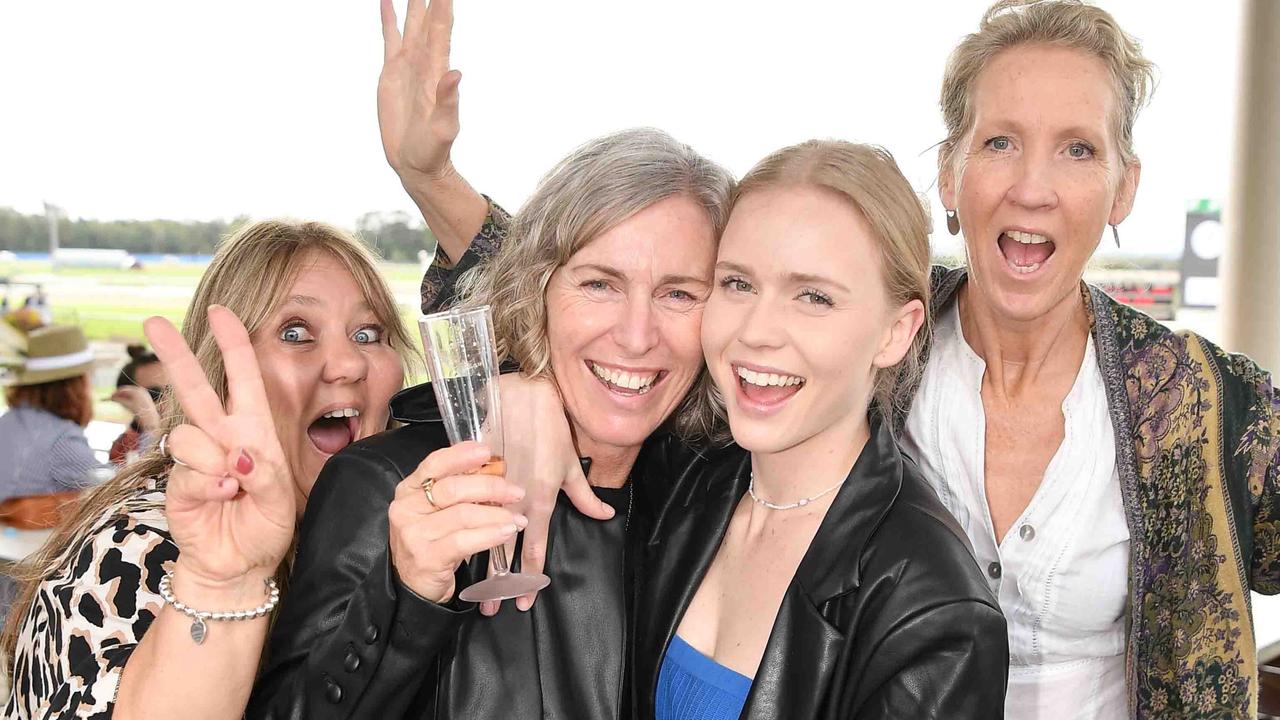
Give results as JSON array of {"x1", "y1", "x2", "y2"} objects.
[{"x1": 158, "y1": 572, "x2": 280, "y2": 644}]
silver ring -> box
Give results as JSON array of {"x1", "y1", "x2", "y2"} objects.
[{"x1": 160, "y1": 433, "x2": 190, "y2": 468}]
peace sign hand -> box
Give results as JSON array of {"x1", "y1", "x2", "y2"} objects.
[
  {"x1": 144, "y1": 305, "x2": 295, "y2": 588},
  {"x1": 378, "y1": 0, "x2": 461, "y2": 187}
]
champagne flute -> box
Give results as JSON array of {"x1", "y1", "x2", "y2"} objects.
[{"x1": 419, "y1": 305, "x2": 551, "y2": 602}]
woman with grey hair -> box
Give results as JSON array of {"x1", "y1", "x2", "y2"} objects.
[
  {"x1": 248, "y1": 121, "x2": 736, "y2": 715},
  {"x1": 385, "y1": 0, "x2": 1280, "y2": 718}
]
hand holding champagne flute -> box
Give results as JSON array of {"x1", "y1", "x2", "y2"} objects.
[{"x1": 419, "y1": 305, "x2": 551, "y2": 602}]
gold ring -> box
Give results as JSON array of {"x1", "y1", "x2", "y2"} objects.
[{"x1": 421, "y1": 476, "x2": 438, "y2": 509}]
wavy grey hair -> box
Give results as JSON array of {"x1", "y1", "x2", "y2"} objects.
[{"x1": 456, "y1": 127, "x2": 735, "y2": 440}]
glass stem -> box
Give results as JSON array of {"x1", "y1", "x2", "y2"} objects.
[{"x1": 490, "y1": 543, "x2": 511, "y2": 576}]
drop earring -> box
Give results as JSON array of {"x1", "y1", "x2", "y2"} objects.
[
  {"x1": 1110, "y1": 223, "x2": 1120, "y2": 248},
  {"x1": 946, "y1": 209, "x2": 960, "y2": 236}
]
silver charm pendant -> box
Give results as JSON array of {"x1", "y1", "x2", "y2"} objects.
[{"x1": 190, "y1": 617, "x2": 207, "y2": 644}]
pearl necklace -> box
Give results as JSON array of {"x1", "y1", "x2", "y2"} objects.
[{"x1": 747, "y1": 472, "x2": 846, "y2": 511}]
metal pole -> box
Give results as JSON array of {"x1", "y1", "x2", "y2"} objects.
[
  {"x1": 1220, "y1": 0, "x2": 1280, "y2": 372},
  {"x1": 43, "y1": 202, "x2": 60, "y2": 256}
]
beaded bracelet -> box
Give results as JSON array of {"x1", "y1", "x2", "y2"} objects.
[{"x1": 158, "y1": 572, "x2": 280, "y2": 645}]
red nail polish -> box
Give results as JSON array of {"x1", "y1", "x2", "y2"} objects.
[{"x1": 236, "y1": 450, "x2": 254, "y2": 475}]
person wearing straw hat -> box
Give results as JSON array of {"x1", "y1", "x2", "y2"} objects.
[{"x1": 0, "y1": 323, "x2": 105, "y2": 530}]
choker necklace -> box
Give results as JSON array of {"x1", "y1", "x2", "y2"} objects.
[{"x1": 748, "y1": 472, "x2": 845, "y2": 511}]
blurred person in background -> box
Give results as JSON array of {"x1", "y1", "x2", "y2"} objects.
[
  {"x1": 0, "y1": 323, "x2": 102, "y2": 630},
  {"x1": 108, "y1": 345, "x2": 167, "y2": 465},
  {"x1": 0, "y1": 323, "x2": 102, "y2": 531}
]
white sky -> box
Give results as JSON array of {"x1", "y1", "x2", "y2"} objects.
[{"x1": 0, "y1": 1, "x2": 1244, "y2": 257}]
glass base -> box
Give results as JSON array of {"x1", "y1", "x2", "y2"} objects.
[{"x1": 457, "y1": 572, "x2": 551, "y2": 603}]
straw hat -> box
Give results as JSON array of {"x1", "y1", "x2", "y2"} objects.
[{"x1": 0, "y1": 323, "x2": 96, "y2": 387}]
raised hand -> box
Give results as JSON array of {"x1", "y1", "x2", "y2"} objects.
[
  {"x1": 144, "y1": 305, "x2": 295, "y2": 589},
  {"x1": 389, "y1": 441, "x2": 528, "y2": 603},
  {"x1": 378, "y1": 0, "x2": 461, "y2": 187}
]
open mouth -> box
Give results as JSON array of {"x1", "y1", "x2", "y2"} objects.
[
  {"x1": 735, "y1": 365, "x2": 806, "y2": 408},
  {"x1": 997, "y1": 230, "x2": 1056, "y2": 275},
  {"x1": 306, "y1": 407, "x2": 361, "y2": 456},
  {"x1": 587, "y1": 361, "x2": 667, "y2": 397}
]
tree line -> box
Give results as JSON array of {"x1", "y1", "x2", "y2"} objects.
[{"x1": 0, "y1": 207, "x2": 436, "y2": 263}]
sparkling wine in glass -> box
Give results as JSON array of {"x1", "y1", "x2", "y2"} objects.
[{"x1": 419, "y1": 305, "x2": 550, "y2": 602}]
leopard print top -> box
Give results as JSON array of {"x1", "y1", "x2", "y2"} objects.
[{"x1": 4, "y1": 480, "x2": 176, "y2": 719}]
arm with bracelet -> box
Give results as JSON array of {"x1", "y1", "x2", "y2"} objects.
[{"x1": 4, "y1": 309, "x2": 295, "y2": 720}]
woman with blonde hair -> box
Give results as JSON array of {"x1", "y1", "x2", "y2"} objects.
[
  {"x1": 915, "y1": 2, "x2": 1277, "y2": 716},
  {"x1": 626, "y1": 139, "x2": 1007, "y2": 718},
  {"x1": 3, "y1": 220, "x2": 413, "y2": 719}
]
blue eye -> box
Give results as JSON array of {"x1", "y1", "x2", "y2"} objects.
[
  {"x1": 280, "y1": 323, "x2": 313, "y2": 343},
  {"x1": 987, "y1": 137, "x2": 1011, "y2": 151},
  {"x1": 1067, "y1": 142, "x2": 1094, "y2": 159},
  {"x1": 720, "y1": 276, "x2": 754, "y2": 294},
  {"x1": 799, "y1": 289, "x2": 834, "y2": 307},
  {"x1": 353, "y1": 326, "x2": 382, "y2": 344}
]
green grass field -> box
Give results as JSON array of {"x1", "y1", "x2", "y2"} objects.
[{"x1": 2, "y1": 258, "x2": 425, "y2": 342}]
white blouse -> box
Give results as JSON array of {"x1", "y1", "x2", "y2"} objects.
[{"x1": 902, "y1": 302, "x2": 1130, "y2": 720}]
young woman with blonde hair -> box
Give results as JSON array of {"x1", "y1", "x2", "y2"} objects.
[{"x1": 3, "y1": 220, "x2": 413, "y2": 719}]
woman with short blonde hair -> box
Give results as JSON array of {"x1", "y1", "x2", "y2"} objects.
[{"x1": 919, "y1": 1, "x2": 1278, "y2": 717}]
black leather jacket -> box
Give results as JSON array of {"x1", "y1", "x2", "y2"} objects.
[
  {"x1": 247, "y1": 384, "x2": 636, "y2": 719},
  {"x1": 631, "y1": 415, "x2": 1009, "y2": 719}
]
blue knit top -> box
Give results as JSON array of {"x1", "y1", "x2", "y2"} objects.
[{"x1": 655, "y1": 634, "x2": 753, "y2": 720}]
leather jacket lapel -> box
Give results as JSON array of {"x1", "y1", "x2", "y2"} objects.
[
  {"x1": 743, "y1": 589, "x2": 844, "y2": 719},
  {"x1": 795, "y1": 414, "x2": 903, "y2": 604}
]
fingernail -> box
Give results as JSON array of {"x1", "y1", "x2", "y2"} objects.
[
  {"x1": 516, "y1": 596, "x2": 532, "y2": 612},
  {"x1": 502, "y1": 524, "x2": 518, "y2": 535},
  {"x1": 511, "y1": 486, "x2": 526, "y2": 500},
  {"x1": 218, "y1": 478, "x2": 234, "y2": 491},
  {"x1": 236, "y1": 450, "x2": 254, "y2": 475},
  {"x1": 481, "y1": 601, "x2": 498, "y2": 616},
  {"x1": 513, "y1": 514, "x2": 528, "y2": 529}
]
